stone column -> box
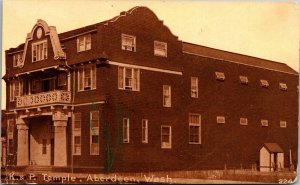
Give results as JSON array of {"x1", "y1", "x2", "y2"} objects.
[
  {"x1": 16, "y1": 118, "x2": 29, "y2": 166},
  {"x1": 52, "y1": 111, "x2": 68, "y2": 167}
]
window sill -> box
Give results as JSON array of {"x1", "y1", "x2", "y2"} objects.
[
  {"x1": 78, "y1": 88, "x2": 96, "y2": 92},
  {"x1": 118, "y1": 88, "x2": 140, "y2": 92},
  {"x1": 189, "y1": 142, "x2": 201, "y2": 145}
]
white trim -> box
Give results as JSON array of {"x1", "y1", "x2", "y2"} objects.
[
  {"x1": 7, "y1": 50, "x2": 24, "y2": 55},
  {"x1": 60, "y1": 29, "x2": 97, "y2": 41},
  {"x1": 109, "y1": 61, "x2": 182, "y2": 75},
  {"x1": 73, "y1": 101, "x2": 106, "y2": 107},
  {"x1": 14, "y1": 66, "x2": 59, "y2": 77},
  {"x1": 183, "y1": 51, "x2": 298, "y2": 76}
]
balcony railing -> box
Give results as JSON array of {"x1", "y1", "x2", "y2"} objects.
[{"x1": 16, "y1": 90, "x2": 71, "y2": 108}]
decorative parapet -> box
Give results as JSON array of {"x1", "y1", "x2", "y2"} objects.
[{"x1": 16, "y1": 90, "x2": 71, "y2": 108}]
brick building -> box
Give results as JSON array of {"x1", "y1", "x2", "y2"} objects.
[{"x1": 3, "y1": 6, "x2": 298, "y2": 172}]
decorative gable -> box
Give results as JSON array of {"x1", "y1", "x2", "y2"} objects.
[{"x1": 19, "y1": 19, "x2": 65, "y2": 68}]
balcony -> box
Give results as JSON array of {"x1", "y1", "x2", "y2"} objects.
[{"x1": 16, "y1": 90, "x2": 71, "y2": 108}]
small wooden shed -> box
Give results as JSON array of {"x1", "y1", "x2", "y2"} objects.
[{"x1": 260, "y1": 143, "x2": 284, "y2": 172}]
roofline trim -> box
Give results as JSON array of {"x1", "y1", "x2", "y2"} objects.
[
  {"x1": 60, "y1": 29, "x2": 98, "y2": 41},
  {"x1": 7, "y1": 50, "x2": 24, "y2": 55},
  {"x1": 183, "y1": 51, "x2": 298, "y2": 76}
]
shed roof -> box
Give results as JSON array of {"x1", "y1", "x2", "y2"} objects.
[
  {"x1": 183, "y1": 42, "x2": 298, "y2": 75},
  {"x1": 263, "y1": 143, "x2": 284, "y2": 153}
]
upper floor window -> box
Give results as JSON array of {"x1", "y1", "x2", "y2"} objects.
[
  {"x1": 279, "y1": 83, "x2": 287, "y2": 91},
  {"x1": 13, "y1": 53, "x2": 23, "y2": 67},
  {"x1": 161, "y1": 125, "x2": 171, "y2": 149},
  {"x1": 260, "y1": 80, "x2": 269, "y2": 88},
  {"x1": 77, "y1": 34, "x2": 91, "y2": 52},
  {"x1": 280, "y1": 121, "x2": 287, "y2": 128},
  {"x1": 123, "y1": 118, "x2": 130, "y2": 143},
  {"x1": 189, "y1": 114, "x2": 201, "y2": 144},
  {"x1": 191, "y1": 77, "x2": 198, "y2": 98},
  {"x1": 78, "y1": 65, "x2": 96, "y2": 91},
  {"x1": 163, "y1": 85, "x2": 171, "y2": 107},
  {"x1": 217, "y1": 116, "x2": 225, "y2": 124},
  {"x1": 215, "y1": 72, "x2": 225, "y2": 81},
  {"x1": 118, "y1": 67, "x2": 140, "y2": 91},
  {"x1": 121, "y1": 34, "x2": 136, "y2": 52},
  {"x1": 239, "y1": 76, "x2": 249, "y2": 85},
  {"x1": 261, "y1": 119, "x2": 268, "y2": 127},
  {"x1": 240, "y1": 118, "x2": 248, "y2": 125},
  {"x1": 154, "y1": 41, "x2": 167, "y2": 57},
  {"x1": 10, "y1": 80, "x2": 23, "y2": 102},
  {"x1": 32, "y1": 40, "x2": 47, "y2": 62}
]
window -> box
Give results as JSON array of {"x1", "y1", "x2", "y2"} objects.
[
  {"x1": 215, "y1": 72, "x2": 225, "y2": 81},
  {"x1": 189, "y1": 114, "x2": 201, "y2": 144},
  {"x1": 74, "y1": 136, "x2": 81, "y2": 155},
  {"x1": 280, "y1": 121, "x2": 287, "y2": 128},
  {"x1": 261, "y1": 119, "x2": 268, "y2": 127},
  {"x1": 77, "y1": 34, "x2": 91, "y2": 52},
  {"x1": 239, "y1": 76, "x2": 249, "y2": 85},
  {"x1": 217, "y1": 116, "x2": 225, "y2": 124},
  {"x1": 58, "y1": 73, "x2": 67, "y2": 86},
  {"x1": 10, "y1": 80, "x2": 23, "y2": 102},
  {"x1": 118, "y1": 67, "x2": 140, "y2": 91},
  {"x1": 121, "y1": 34, "x2": 136, "y2": 51},
  {"x1": 154, "y1": 41, "x2": 167, "y2": 57},
  {"x1": 13, "y1": 53, "x2": 23, "y2": 67},
  {"x1": 240, "y1": 118, "x2": 248, "y2": 125},
  {"x1": 260, "y1": 80, "x2": 269, "y2": 87},
  {"x1": 78, "y1": 65, "x2": 96, "y2": 91},
  {"x1": 73, "y1": 113, "x2": 81, "y2": 155},
  {"x1": 163, "y1": 85, "x2": 171, "y2": 107},
  {"x1": 7, "y1": 119, "x2": 14, "y2": 155},
  {"x1": 42, "y1": 139, "x2": 47, "y2": 154},
  {"x1": 279, "y1": 83, "x2": 287, "y2": 91},
  {"x1": 32, "y1": 40, "x2": 47, "y2": 62},
  {"x1": 123, "y1": 118, "x2": 130, "y2": 143},
  {"x1": 191, "y1": 77, "x2": 198, "y2": 98},
  {"x1": 90, "y1": 111, "x2": 99, "y2": 155},
  {"x1": 161, "y1": 125, "x2": 171, "y2": 149},
  {"x1": 142, "y1": 119, "x2": 148, "y2": 143}
]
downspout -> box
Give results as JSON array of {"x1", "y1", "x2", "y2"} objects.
[{"x1": 71, "y1": 63, "x2": 76, "y2": 173}]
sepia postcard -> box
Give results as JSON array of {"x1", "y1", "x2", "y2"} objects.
[{"x1": 1, "y1": 0, "x2": 299, "y2": 184}]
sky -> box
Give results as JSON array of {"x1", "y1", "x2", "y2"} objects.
[{"x1": 2, "y1": 0, "x2": 300, "y2": 109}]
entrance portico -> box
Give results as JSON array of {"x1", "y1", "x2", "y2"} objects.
[{"x1": 16, "y1": 108, "x2": 70, "y2": 167}]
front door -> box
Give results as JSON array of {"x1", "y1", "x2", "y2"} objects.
[{"x1": 29, "y1": 117, "x2": 51, "y2": 166}]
